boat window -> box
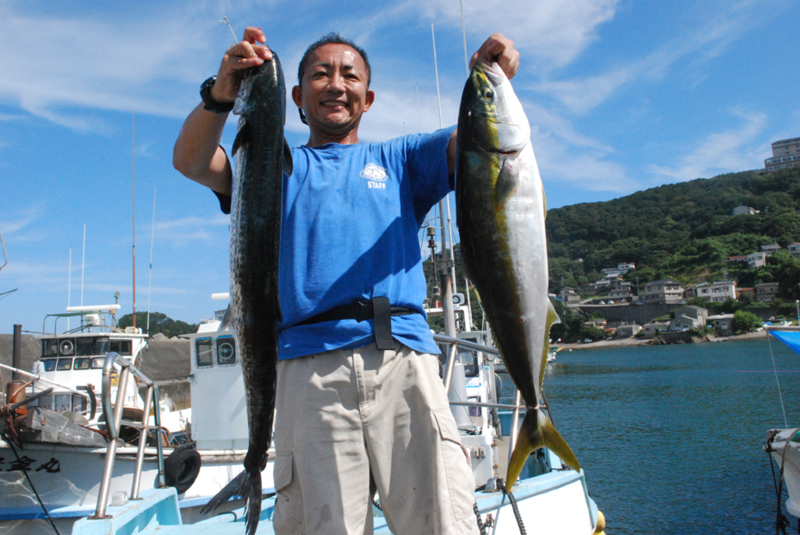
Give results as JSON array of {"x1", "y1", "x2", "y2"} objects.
[
  {"x1": 74, "y1": 358, "x2": 92, "y2": 370},
  {"x1": 42, "y1": 359, "x2": 57, "y2": 372},
  {"x1": 459, "y1": 348, "x2": 479, "y2": 377},
  {"x1": 42, "y1": 339, "x2": 59, "y2": 358},
  {"x1": 196, "y1": 339, "x2": 214, "y2": 368},
  {"x1": 57, "y1": 358, "x2": 73, "y2": 371},
  {"x1": 217, "y1": 337, "x2": 237, "y2": 366},
  {"x1": 59, "y1": 339, "x2": 76, "y2": 356},
  {"x1": 34, "y1": 394, "x2": 53, "y2": 410},
  {"x1": 96, "y1": 337, "x2": 110, "y2": 355},
  {"x1": 109, "y1": 340, "x2": 132, "y2": 356},
  {"x1": 76, "y1": 338, "x2": 96, "y2": 356},
  {"x1": 72, "y1": 394, "x2": 86, "y2": 412},
  {"x1": 92, "y1": 357, "x2": 105, "y2": 369}
]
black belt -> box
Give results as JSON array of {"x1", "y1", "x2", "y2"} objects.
[{"x1": 297, "y1": 297, "x2": 418, "y2": 350}]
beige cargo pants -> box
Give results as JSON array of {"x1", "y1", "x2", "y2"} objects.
[{"x1": 272, "y1": 342, "x2": 480, "y2": 535}]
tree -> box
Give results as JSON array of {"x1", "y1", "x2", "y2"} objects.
[
  {"x1": 118, "y1": 312, "x2": 198, "y2": 338},
  {"x1": 731, "y1": 310, "x2": 762, "y2": 334}
]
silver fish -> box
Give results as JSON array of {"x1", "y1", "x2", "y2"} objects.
[
  {"x1": 200, "y1": 53, "x2": 292, "y2": 535},
  {"x1": 455, "y1": 61, "x2": 579, "y2": 486}
]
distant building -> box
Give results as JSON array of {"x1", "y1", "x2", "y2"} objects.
[
  {"x1": 728, "y1": 255, "x2": 748, "y2": 264},
  {"x1": 616, "y1": 323, "x2": 641, "y2": 338},
  {"x1": 788, "y1": 243, "x2": 800, "y2": 260},
  {"x1": 559, "y1": 287, "x2": 581, "y2": 306},
  {"x1": 748, "y1": 252, "x2": 767, "y2": 269},
  {"x1": 642, "y1": 279, "x2": 684, "y2": 305},
  {"x1": 643, "y1": 322, "x2": 669, "y2": 339},
  {"x1": 694, "y1": 281, "x2": 737, "y2": 303},
  {"x1": 761, "y1": 244, "x2": 782, "y2": 256},
  {"x1": 733, "y1": 205, "x2": 757, "y2": 216},
  {"x1": 755, "y1": 282, "x2": 780, "y2": 303},
  {"x1": 765, "y1": 137, "x2": 800, "y2": 172},
  {"x1": 708, "y1": 314, "x2": 735, "y2": 336}
]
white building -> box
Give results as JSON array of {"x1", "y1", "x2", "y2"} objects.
[
  {"x1": 642, "y1": 279, "x2": 684, "y2": 305},
  {"x1": 748, "y1": 252, "x2": 767, "y2": 269},
  {"x1": 733, "y1": 205, "x2": 757, "y2": 216},
  {"x1": 694, "y1": 281, "x2": 737, "y2": 303}
]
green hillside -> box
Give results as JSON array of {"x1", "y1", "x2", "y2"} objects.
[{"x1": 545, "y1": 166, "x2": 800, "y2": 297}]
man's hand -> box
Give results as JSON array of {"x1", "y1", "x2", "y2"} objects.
[
  {"x1": 469, "y1": 33, "x2": 519, "y2": 80},
  {"x1": 211, "y1": 27, "x2": 273, "y2": 103}
]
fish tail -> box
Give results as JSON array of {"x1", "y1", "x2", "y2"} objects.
[
  {"x1": 506, "y1": 409, "x2": 580, "y2": 486},
  {"x1": 199, "y1": 467, "x2": 262, "y2": 535}
]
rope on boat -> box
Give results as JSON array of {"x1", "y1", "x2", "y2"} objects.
[
  {"x1": 496, "y1": 478, "x2": 527, "y2": 535},
  {"x1": 767, "y1": 334, "x2": 789, "y2": 428},
  {"x1": 0, "y1": 428, "x2": 62, "y2": 535}
]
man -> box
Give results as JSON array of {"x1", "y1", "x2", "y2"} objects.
[{"x1": 174, "y1": 28, "x2": 519, "y2": 534}]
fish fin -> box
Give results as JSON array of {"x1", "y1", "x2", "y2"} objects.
[
  {"x1": 542, "y1": 183, "x2": 547, "y2": 216},
  {"x1": 283, "y1": 138, "x2": 294, "y2": 176},
  {"x1": 495, "y1": 158, "x2": 518, "y2": 207},
  {"x1": 218, "y1": 304, "x2": 233, "y2": 332},
  {"x1": 539, "y1": 301, "x2": 561, "y2": 386},
  {"x1": 507, "y1": 410, "x2": 580, "y2": 486},
  {"x1": 232, "y1": 120, "x2": 251, "y2": 157}
]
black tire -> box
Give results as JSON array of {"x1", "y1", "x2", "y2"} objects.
[{"x1": 164, "y1": 444, "x2": 201, "y2": 494}]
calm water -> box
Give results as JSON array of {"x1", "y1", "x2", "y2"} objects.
[{"x1": 502, "y1": 338, "x2": 800, "y2": 534}]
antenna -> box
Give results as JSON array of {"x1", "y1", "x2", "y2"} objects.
[
  {"x1": 416, "y1": 84, "x2": 422, "y2": 132},
  {"x1": 146, "y1": 186, "x2": 157, "y2": 335},
  {"x1": 132, "y1": 110, "x2": 137, "y2": 329},
  {"x1": 67, "y1": 248, "x2": 72, "y2": 332},
  {"x1": 81, "y1": 223, "x2": 86, "y2": 306},
  {"x1": 460, "y1": 0, "x2": 469, "y2": 76}
]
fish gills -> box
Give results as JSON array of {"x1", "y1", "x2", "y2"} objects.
[
  {"x1": 200, "y1": 54, "x2": 291, "y2": 535},
  {"x1": 455, "y1": 62, "x2": 579, "y2": 486}
]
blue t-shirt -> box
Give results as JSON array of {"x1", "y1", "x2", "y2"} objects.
[{"x1": 222, "y1": 126, "x2": 455, "y2": 360}]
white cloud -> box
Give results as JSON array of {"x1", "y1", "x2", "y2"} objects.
[
  {"x1": 413, "y1": 0, "x2": 619, "y2": 68},
  {"x1": 649, "y1": 109, "x2": 766, "y2": 182},
  {"x1": 154, "y1": 214, "x2": 230, "y2": 245}
]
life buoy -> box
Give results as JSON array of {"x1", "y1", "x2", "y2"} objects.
[{"x1": 164, "y1": 445, "x2": 201, "y2": 494}]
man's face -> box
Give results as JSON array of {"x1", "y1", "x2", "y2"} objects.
[{"x1": 292, "y1": 43, "x2": 374, "y2": 139}]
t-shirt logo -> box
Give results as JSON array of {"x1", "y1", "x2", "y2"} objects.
[{"x1": 360, "y1": 163, "x2": 388, "y2": 190}]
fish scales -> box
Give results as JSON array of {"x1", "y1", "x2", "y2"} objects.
[
  {"x1": 455, "y1": 62, "x2": 579, "y2": 487},
  {"x1": 200, "y1": 54, "x2": 290, "y2": 535}
]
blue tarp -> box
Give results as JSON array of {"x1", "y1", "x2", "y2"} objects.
[{"x1": 770, "y1": 330, "x2": 800, "y2": 357}]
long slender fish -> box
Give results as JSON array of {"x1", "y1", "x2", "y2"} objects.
[
  {"x1": 455, "y1": 62, "x2": 579, "y2": 486},
  {"x1": 200, "y1": 54, "x2": 291, "y2": 535}
]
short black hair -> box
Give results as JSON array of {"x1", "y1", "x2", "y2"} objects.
[{"x1": 297, "y1": 33, "x2": 371, "y2": 87}]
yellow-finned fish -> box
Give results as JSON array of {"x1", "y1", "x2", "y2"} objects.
[{"x1": 455, "y1": 61, "x2": 579, "y2": 486}]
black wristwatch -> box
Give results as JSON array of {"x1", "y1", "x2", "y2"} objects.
[{"x1": 200, "y1": 76, "x2": 235, "y2": 113}]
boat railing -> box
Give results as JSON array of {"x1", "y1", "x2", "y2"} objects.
[
  {"x1": 0, "y1": 362, "x2": 96, "y2": 419},
  {"x1": 433, "y1": 334, "x2": 526, "y2": 466},
  {"x1": 91, "y1": 351, "x2": 165, "y2": 519}
]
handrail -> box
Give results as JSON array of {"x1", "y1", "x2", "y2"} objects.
[
  {"x1": 91, "y1": 352, "x2": 165, "y2": 519},
  {"x1": 0, "y1": 363, "x2": 91, "y2": 401}
]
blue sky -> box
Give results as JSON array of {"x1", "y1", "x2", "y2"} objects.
[{"x1": 1, "y1": 0, "x2": 798, "y2": 334}]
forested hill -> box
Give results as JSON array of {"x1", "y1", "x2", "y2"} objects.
[{"x1": 545, "y1": 166, "x2": 800, "y2": 292}]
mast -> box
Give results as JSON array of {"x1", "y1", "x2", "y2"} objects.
[{"x1": 132, "y1": 110, "x2": 137, "y2": 329}]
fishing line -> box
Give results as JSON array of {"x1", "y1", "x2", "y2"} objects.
[{"x1": 768, "y1": 332, "x2": 789, "y2": 428}]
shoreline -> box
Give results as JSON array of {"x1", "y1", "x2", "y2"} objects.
[{"x1": 553, "y1": 329, "x2": 769, "y2": 351}]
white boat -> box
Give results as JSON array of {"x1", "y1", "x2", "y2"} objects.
[
  {"x1": 0, "y1": 304, "x2": 275, "y2": 534},
  {"x1": 68, "y1": 319, "x2": 607, "y2": 534},
  {"x1": 764, "y1": 326, "x2": 800, "y2": 526}
]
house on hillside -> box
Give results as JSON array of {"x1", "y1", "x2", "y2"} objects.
[
  {"x1": 788, "y1": 243, "x2": 800, "y2": 260},
  {"x1": 733, "y1": 205, "x2": 757, "y2": 216},
  {"x1": 559, "y1": 287, "x2": 581, "y2": 306},
  {"x1": 755, "y1": 282, "x2": 780, "y2": 303},
  {"x1": 708, "y1": 314, "x2": 735, "y2": 336},
  {"x1": 616, "y1": 323, "x2": 641, "y2": 338},
  {"x1": 728, "y1": 255, "x2": 748, "y2": 264},
  {"x1": 761, "y1": 244, "x2": 782, "y2": 257},
  {"x1": 695, "y1": 281, "x2": 737, "y2": 303},
  {"x1": 748, "y1": 252, "x2": 767, "y2": 269},
  {"x1": 641, "y1": 279, "x2": 684, "y2": 305}
]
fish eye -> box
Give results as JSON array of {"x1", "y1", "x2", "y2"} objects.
[{"x1": 483, "y1": 89, "x2": 494, "y2": 101}]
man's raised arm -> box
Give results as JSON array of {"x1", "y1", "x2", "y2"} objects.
[{"x1": 173, "y1": 26, "x2": 272, "y2": 195}]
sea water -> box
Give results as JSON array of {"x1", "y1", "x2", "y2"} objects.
[{"x1": 501, "y1": 337, "x2": 800, "y2": 534}]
